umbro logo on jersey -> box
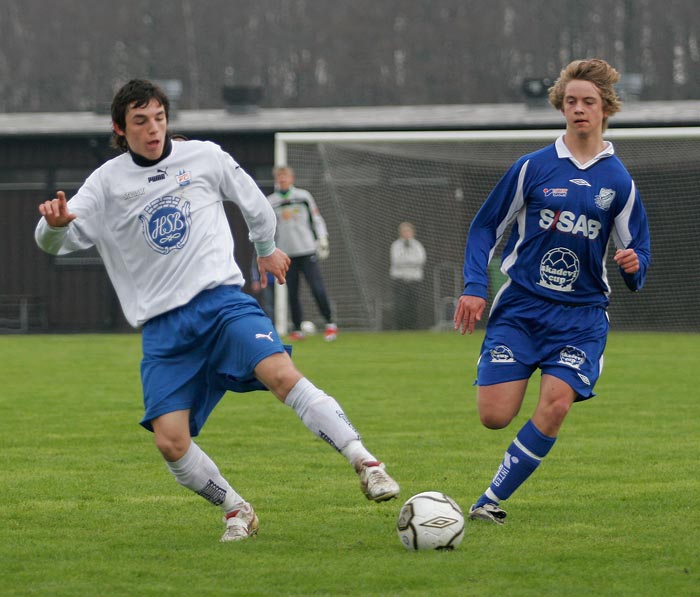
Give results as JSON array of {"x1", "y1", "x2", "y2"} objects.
[
  {"x1": 255, "y1": 332, "x2": 274, "y2": 342},
  {"x1": 569, "y1": 178, "x2": 591, "y2": 186}
]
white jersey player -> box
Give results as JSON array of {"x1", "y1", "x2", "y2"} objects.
[{"x1": 35, "y1": 79, "x2": 399, "y2": 542}]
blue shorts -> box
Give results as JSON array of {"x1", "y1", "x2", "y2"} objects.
[
  {"x1": 140, "y1": 285, "x2": 290, "y2": 436},
  {"x1": 476, "y1": 284, "x2": 609, "y2": 401}
]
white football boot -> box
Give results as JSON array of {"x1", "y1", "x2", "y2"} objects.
[
  {"x1": 358, "y1": 461, "x2": 400, "y2": 502},
  {"x1": 220, "y1": 503, "x2": 259, "y2": 542}
]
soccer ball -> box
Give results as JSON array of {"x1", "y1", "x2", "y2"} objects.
[
  {"x1": 300, "y1": 320, "x2": 317, "y2": 335},
  {"x1": 397, "y1": 491, "x2": 465, "y2": 551}
]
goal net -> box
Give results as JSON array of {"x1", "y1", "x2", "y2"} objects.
[{"x1": 273, "y1": 128, "x2": 700, "y2": 334}]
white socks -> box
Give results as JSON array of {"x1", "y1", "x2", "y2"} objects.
[
  {"x1": 341, "y1": 439, "x2": 377, "y2": 471},
  {"x1": 285, "y1": 377, "x2": 375, "y2": 467},
  {"x1": 165, "y1": 441, "x2": 243, "y2": 514},
  {"x1": 165, "y1": 378, "x2": 377, "y2": 514}
]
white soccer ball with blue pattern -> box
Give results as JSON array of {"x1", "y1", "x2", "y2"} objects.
[{"x1": 397, "y1": 491, "x2": 465, "y2": 551}]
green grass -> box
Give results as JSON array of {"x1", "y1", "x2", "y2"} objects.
[{"x1": 1, "y1": 331, "x2": 698, "y2": 596}]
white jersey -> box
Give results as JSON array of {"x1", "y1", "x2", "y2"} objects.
[{"x1": 35, "y1": 140, "x2": 276, "y2": 327}]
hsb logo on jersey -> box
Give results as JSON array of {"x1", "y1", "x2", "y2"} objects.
[{"x1": 139, "y1": 195, "x2": 191, "y2": 254}]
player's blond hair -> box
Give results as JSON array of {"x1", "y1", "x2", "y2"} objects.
[{"x1": 548, "y1": 58, "x2": 622, "y2": 131}]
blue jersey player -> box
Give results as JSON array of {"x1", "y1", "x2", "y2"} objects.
[{"x1": 454, "y1": 59, "x2": 651, "y2": 524}]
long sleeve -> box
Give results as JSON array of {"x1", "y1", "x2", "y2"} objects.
[
  {"x1": 462, "y1": 158, "x2": 529, "y2": 298},
  {"x1": 218, "y1": 151, "x2": 276, "y2": 247},
  {"x1": 612, "y1": 180, "x2": 651, "y2": 291}
]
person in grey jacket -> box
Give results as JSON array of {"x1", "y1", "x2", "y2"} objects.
[
  {"x1": 390, "y1": 221, "x2": 427, "y2": 329},
  {"x1": 268, "y1": 166, "x2": 337, "y2": 341}
]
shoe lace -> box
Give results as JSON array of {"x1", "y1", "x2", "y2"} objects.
[
  {"x1": 364, "y1": 464, "x2": 390, "y2": 486},
  {"x1": 224, "y1": 517, "x2": 249, "y2": 539}
]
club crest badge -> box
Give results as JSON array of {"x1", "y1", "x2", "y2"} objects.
[
  {"x1": 139, "y1": 195, "x2": 191, "y2": 254},
  {"x1": 488, "y1": 345, "x2": 516, "y2": 363},
  {"x1": 558, "y1": 345, "x2": 587, "y2": 370},
  {"x1": 594, "y1": 187, "x2": 615, "y2": 210},
  {"x1": 176, "y1": 169, "x2": 191, "y2": 186}
]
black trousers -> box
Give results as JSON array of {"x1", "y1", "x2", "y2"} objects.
[
  {"x1": 287, "y1": 254, "x2": 332, "y2": 329},
  {"x1": 392, "y1": 279, "x2": 422, "y2": 330}
]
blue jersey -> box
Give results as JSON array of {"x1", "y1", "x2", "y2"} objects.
[{"x1": 463, "y1": 136, "x2": 650, "y2": 307}]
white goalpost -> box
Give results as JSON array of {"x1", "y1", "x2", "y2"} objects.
[{"x1": 273, "y1": 127, "x2": 700, "y2": 334}]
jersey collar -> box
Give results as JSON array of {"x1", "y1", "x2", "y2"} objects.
[
  {"x1": 128, "y1": 138, "x2": 173, "y2": 167},
  {"x1": 275, "y1": 185, "x2": 295, "y2": 197},
  {"x1": 555, "y1": 134, "x2": 614, "y2": 170}
]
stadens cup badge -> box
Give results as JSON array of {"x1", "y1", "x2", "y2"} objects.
[{"x1": 139, "y1": 195, "x2": 192, "y2": 254}]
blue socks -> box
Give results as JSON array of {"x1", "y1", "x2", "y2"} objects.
[{"x1": 475, "y1": 419, "x2": 556, "y2": 507}]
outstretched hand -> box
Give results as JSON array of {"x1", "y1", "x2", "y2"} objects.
[
  {"x1": 38, "y1": 191, "x2": 77, "y2": 227},
  {"x1": 257, "y1": 248, "x2": 291, "y2": 287},
  {"x1": 453, "y1": 294, "x2": 486, "y2": 335}
]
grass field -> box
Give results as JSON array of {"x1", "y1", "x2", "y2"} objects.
[{"x1": 1, "y1": 330, "x2": 698, "y2": 596}]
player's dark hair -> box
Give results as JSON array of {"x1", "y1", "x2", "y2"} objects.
[{"x1": 110, "y1": 79, "x2": 170, "y2": 152}]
